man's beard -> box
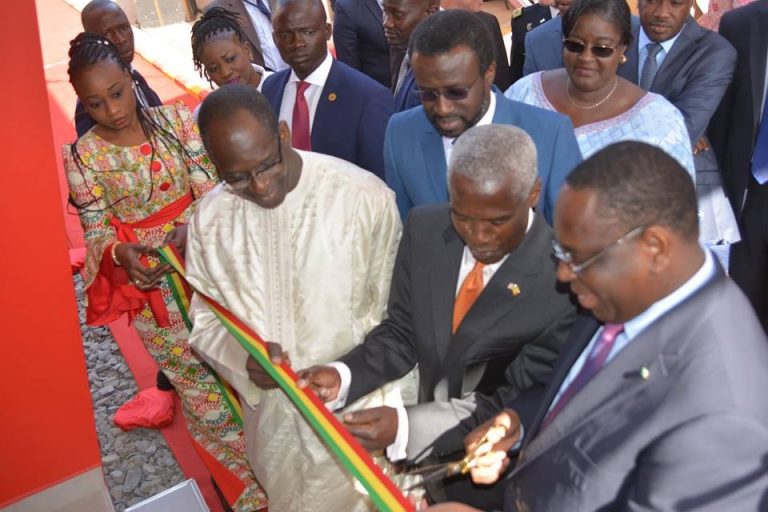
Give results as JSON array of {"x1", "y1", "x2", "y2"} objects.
[{"x1": 428, "y1": 94, "x2": 490, "y2": 137}]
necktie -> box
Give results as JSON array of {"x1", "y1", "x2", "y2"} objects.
[
  {"x1": 541, "y1": 323, "x2": 625, "y2": 430},
  {"x1": 394, "y1": 55, "x2": 410, "y2": 96},
  {"x1": 244, "y1": 0, "x2": 271, "y2": 20},
  {"x1": 639, "y1": 42, "x2": 663, "y2": 90},
  {"x1": 452, "y1": 261, "x2": 485, "y2": 333},
  {"x1": 751, "y1": 84, "x2": 768, "y2": 184},
  {"x1": 292, "y1": 81, "x2": 311, "y2": 151}
]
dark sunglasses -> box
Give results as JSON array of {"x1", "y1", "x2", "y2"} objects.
[
  {"x1": 416, "y1": 73, "x2": 482, "y2": 102},
  {"x1": 563, "y1": 39, "x2": 618, "y2": 59}
]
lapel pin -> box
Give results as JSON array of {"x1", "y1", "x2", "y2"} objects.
[
  {"x1": 526, "y1": 22, "x2": 533, "y2": 31},
  {"x1": 328, "y1": 92, "x2": 337, "y2": 102},
  {"x1": 507, "y1": 283, "x2": 521, "y2": 296},
  {"x1": 640, "y1": 366, "x2": 651, "y2": 380}
]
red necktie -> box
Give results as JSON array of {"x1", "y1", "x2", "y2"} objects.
[
  {"x1": 452, "y1": 261, "x2": 485, "y2": 333},
  {"x1": 292, "y1": 80, "x2": 311, "y2": 151}
]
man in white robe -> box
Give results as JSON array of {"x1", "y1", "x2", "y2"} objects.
[{"x1": 184, "y1": 85, "x2": 405, "y2": 510}]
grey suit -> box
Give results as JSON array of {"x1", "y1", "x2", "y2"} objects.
[
  {"x1": 205, "y1": 0, "x2": 278, "y2": 69},
  {"x1": 424, "y1": 264, "x2": 768, "y2": 511},
  {"x1": 338, "y1": 203, "x2": 576, "y2": 420}
]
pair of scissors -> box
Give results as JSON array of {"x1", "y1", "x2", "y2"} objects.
[{"x1": 403, "y1": 424, "x2": 508, "y2": 491}]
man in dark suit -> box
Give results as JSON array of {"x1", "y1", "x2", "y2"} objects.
[
  {"x1": 426, "y1": 142, "x2": 768, "y2": 512},
  {"x1": 261, "y1": 0, "x2": 394, "y2": 178},
  {"x1": 442, "y1": 0, "x2": 511, "y2": 91},
  {"x1": 709, "y1": 0, "x2": 768, "y2": 334},
  {"x1": 384, "y1": 10, "x2": 582, "y2": 222},
  {"x1": 205, "y1": 0, "x2": 286, "y2": 71},
  {"x1": 333, "y1": 0, "x2": 391, "y2": 87},
  {"x1": 384, "y1": 0, "x2": 440, "y2": 111},
  {"x1": 509, "y1": 1, "x2": 558, "y2": 84},
  {"x1": 298, "y1": 124, "x2": 576, "y2": 508},
  {"x1": 75, "y1": 0, "x2": 162, "y2": 137}
]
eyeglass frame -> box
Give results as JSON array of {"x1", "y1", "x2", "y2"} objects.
[
  {"x1": 552, "y1": 225, "x2": 646, "y2": 274},
  {"x1": 562, "y1": 38, "x2": 619, "y2": 59},
  {"x1": 415, "y1": 71, "x2": 484, "y2": 103},
  {"x1": 222, "y1": 136, "x2": 283, "y2": 191}
]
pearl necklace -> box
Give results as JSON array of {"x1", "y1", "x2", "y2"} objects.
[{"x1": 566, "y1": 77, "x2": 618, "y2": 109}]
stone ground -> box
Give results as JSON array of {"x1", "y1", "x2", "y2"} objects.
[{"x1": 74, "y1": 275, "x2": 186, "y2": 511}]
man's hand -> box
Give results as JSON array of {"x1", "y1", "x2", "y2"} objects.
[
  {"x1": 693, "y1": 137, "x2": 710, "y2": 155},
  {"x1": 246, "y1": 342, "x2": 290, "y2": 389},
  {"x1": 342, "y1": 406, "x2": 398, "y2": 452},
  {"x1": 465, "y1": 409, "x2": 521, "y2": 485},
  {"x1": 296, "y1": 365, "x2": 341, "y2": 402}
]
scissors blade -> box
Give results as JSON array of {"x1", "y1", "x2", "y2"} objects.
[
  {"x1": 403, "y1": 466, "x2": 448, "y2": 491},
  {"x1": 403, "y1": 462, "x2": 449, "y2": 476}
]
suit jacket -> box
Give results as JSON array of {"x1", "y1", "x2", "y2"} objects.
[
  {"x1": 333, "y1": 0, "x2": 391, "y2": 88},
  {"x1": 262, "y1": 59, "x2": 394, "y2": 178},
  {"x1": 510, "y1": 4, "x2": 552, "y2": 85},
  {"x1": 709, "y1": 0, "x2": 768, "y2": 215},
  {"x1": 622, "y1": 18, "x2": 737, "y2": 172},
  {"x1": 476, "y1": 11, "x2": 511, "y2": 92},
  {"x1": 384, "y1": 89, "x2": 582, "y2": 223},
  {"x1": 205, "y1": 0, "x2": 278, "y2": 69},
  {"x1": 74, "y1": 68, "x2": 163, "y2": 137},
  {"x1": 522, "y1": 15, "x2": 640, "y2": 81},
  {"x1": 423, "y1": 264, "x2": 768, "y2": 511},
  {"x1": 339, "y1": 204, "x2": 576, "y2": 415},
  {"x1": 394, "y1": 67, "x2": 420, "y2": 113}
]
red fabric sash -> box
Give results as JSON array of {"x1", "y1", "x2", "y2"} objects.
[{"x1": 85, "y1": 193, "x2": 193, "y2": 327}]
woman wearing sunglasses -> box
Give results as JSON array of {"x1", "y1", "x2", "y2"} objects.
[{"x1": 505, "y1": 0, "x2": 694, "y2": 179}]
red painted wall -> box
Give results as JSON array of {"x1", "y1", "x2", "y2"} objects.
[{"x1": 0, "y1": 2, "x2": 103, "y2": 507}]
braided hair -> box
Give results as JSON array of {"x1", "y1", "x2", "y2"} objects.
[
  {"x1": 191, "y1": 7, "x2": 250, "y2": 86},
  {"x1": 66, "y1": 32, "x2": 210, "y2": 212}
]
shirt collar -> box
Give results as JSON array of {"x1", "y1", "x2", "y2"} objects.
[
  {"x1": 289, "y1": 52, "x2": 333, "y2": 87},
  {"x1": 638, "y1": 23, "x2": 684, "y2": 54},
  {"x1": 624, "y1": 248, "x2": 715, "y2": 340},
  {"x1": 441, "y1": 91, "x2": 497, "y2": 146}
]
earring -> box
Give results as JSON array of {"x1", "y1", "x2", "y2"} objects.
[{"x1": 620, "y1": 55, "x2": 628, "y2": 64}]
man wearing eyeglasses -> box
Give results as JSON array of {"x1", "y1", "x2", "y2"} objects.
[
  {"x1": 383, "y1": 10, "x2": 582, "y2": 223},
  {"x1": 184, "y1": 85, "x2": 406, "y2": 510},
  {"x1": 428, "y1": 141, "x2": 768, "y2": 512},
  {"x1": 298, "y1": 124, "x2": 576, "y2": 509}
]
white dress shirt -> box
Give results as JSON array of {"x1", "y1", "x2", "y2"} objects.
[
  {"x1": 637, "y1": 25, "x2": 684, "y2": 80},
  {"x1": 330, "y1": 209, "x2": 535, "y2": 461},
  {"x1": 277, "y1": 52, "x2": 334, "y2": 133},
  {"x1": 441, "y1": 92, "x2": 497, "y2": 164},
  {"x1": 243, "y1": 0, "x2": 288, "y2": 71}
]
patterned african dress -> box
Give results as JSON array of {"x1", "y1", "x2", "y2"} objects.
[{"x1": 63, "y1": 103, "x2": 267, "y2": 510}]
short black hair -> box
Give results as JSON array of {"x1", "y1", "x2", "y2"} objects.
[
  {"x1": 566, "y1": 141, "x2": 698, "y2": 240},
  {"x1": 562, "y1": 0, "x2": 633, "y2": 47},
  {"x1": 409, "y1": 9, "x2": 495, "y2": 72},
  {"x1": 197, "y1": 84, "x2": 279, "y2": 150}
]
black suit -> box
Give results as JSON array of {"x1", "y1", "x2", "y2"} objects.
[
  {"x1": 709, "y1": 0, "x2": 768, "y2": 333},
  {"x1": 333, "y1": 0, "x2": 391, "y2": 88},
  {"x1": 476, "y1": 11, "x2": 511, "y2": 92},
  {"x1": 340, "y1": 205, "x2": 575, "y2": 406},
  {"x1": 509, "y1": 4, "x2": 552, "y2": 85}
]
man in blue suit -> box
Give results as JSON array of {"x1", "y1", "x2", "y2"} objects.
[
  {"x1": 386, "y1": 10, "x2": 582, "y2": 222},
  {"x1": 261, "y1": 0, "x2": 394, "y2": 178},
  {"x1": 333, "y1": 0, "x2": 391, "y2": 88},
  {"x1": 384, "y1": 0, "x2": 440, "y2": 112}
]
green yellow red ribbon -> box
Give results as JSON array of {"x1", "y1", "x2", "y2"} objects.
[{"x1": 157, "y1": 244, "x2": 414, "y2": 512}]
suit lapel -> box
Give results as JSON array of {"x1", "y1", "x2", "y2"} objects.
[
  {"x1": 749, "y1": 6, "x2": 768, "y2": 127},
  {"x1": 231, "y1": 0, "x2": 263, "y2": 54},
  {"x1": 420, "y1": 122, "x2": 449, "y2": 201},
  {"x1": 652, "y1": 19, "x2": 697, "y2": 93},
  {"x1": 431, "y1": 224, "x2": 465, "y2": 364},
  {"x1": 312, "y1": 60, "x2": 342, "y2": 149},
  {"x1": 363, "y1": 0, "x2": 383, "y2": 24}
]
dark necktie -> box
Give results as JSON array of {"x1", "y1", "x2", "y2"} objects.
[
  {"x1": 639, "y1": 42, "x2": 663, "y2": 90},
  {"x1": 752, "y1": 83, "x2": 768, "y2": 184},
  {"x1": 244, "y1": 0, "x2": 271, "y2": 20},
  {"x1": 541, "y1": 323, "x2": 625, "y2": 430},
  {"x1": 292, "y1": 81, "x2": 312, "y2": 151}
]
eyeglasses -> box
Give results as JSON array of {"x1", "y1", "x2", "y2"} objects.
[
  {"x1": 552, "y1": 225, "x2": 645, "y2": 274},
  {"x1": 563, "y1": 39, "x2": 618, "y2": 59},
  {"x1": 222, "y1": 137, "x2": 283, "y2": 191},
  {"x1": 416, "y1": 72, "x2": 483, "y2": 103}
]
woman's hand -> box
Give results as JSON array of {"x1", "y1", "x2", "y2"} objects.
[
  {"x1": 163, "y1": 224, "x2": 188, "y2": 257},
  {"x1": 114, "y1": 243, "x2": 167, "y2": 290}
]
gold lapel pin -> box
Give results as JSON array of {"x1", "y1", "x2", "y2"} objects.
[
  {"x1": 526, "y1": 22, "x2": 533, "y2": 31},
  {"x1": 328, "y1": 92, "x2": 337, "y2": 102},
  {"x1": 640, "y1": 366, "x2": 651, "y2": 380},
  {"x1": 507, "y1": 283, "x2": 521, "y2": 296}
]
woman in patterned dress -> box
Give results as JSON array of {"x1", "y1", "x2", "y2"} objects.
[{"x1": 62, "y1": 32, "x2": 266, "y2": 511}]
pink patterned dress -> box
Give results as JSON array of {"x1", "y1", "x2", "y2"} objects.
[{"x1": 63, "y1": 103, "x2": 267, "y2": 510}]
